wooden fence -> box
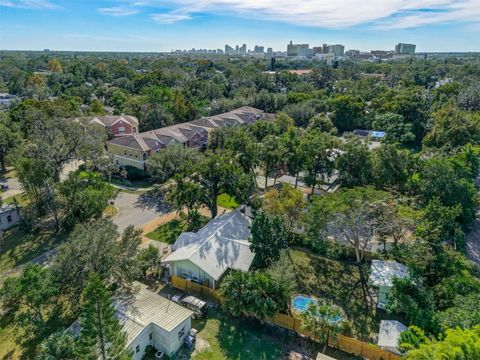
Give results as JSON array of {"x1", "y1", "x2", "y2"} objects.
[{"x1": 170, "y1": 275, "x2": 402, "y2": 360}]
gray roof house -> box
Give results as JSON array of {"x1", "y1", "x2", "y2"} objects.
[
  {"x1": 377, "y1": 320, "x2": 408, "y2": 354},
  {"x1": 369, "y1": 260, "x2": 409, "y2": 309},
  {"x1": 70, "y1": 281, "x2": 193, "y2": 360},
  {"x1": 0, "y1": 204, "x2": 21, "y2": 230},
  {"x1": 162, "y1": 210, "x2": 255, "y2": 289}
]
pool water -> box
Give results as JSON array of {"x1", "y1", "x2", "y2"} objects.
[
  {"x1": 292, "y1": 295, "x2": 342, "y2": 323},
  {"x1": 292, "y1": 295, "x2": 314, "y2": 312}
]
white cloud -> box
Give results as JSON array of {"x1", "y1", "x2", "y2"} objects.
[
  {"x1": 151, "y1": 11, "x2": 192, "y2": 24},
  {"x1": 98, "y1": 6, "x2": 139, "y2": 16},
  {"x1": 0, "y1": 0, "x2": 58, "y2": 9},
  {"x1": 130, "y1": 0, "x2": 480, "y2": 28}
]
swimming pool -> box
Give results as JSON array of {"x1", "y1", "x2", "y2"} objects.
[
  {"x1": 292, "y1": 295, "x2": 314, "y2": 312},
  {"x1": 291, "y1": 295, "x2": 342, "y2": 323}
]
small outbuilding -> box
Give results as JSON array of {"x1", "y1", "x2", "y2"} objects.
[
  {"x1": 368, "y1": 260, "x2": 409, "y2": 309},
  {"x1": 0, "y1": 204, "x2": 21, "y2": 230},
  {"x1": 377, "y1": 320, "x2": 408, "y2": 354}
]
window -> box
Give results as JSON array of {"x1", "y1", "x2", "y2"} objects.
[
  {"x1": 135, "y1": 345, "x2": 140, "y2": 353},
  {"x1": 143, "y1": 153, "x2": 147, "y2": 160},
  {"x1": 119, "y1": 127, "x2": 126, "y2": 134},
  {"x1": 178, "y1": 327, "x2": 185, "y2": 339},
  {"x1": 123, "y1": 150, "x2": 127, "y2": 156},
  {"x1": 133, "y1": 127, "x2": 137, "y2": 134},
  {"x1": 149, "y1": 333, "x2": 152, "y2": 341},
  {"x1": 7, "y1": 215, "x2": 12, "y2": 222}
]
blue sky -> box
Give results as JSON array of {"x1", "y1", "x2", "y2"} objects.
[{"x1": 0, "y1": 0, "x2": 479, "y2": 52}]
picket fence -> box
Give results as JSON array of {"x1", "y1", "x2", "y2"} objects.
[{"x1": 170, "y1": 276, "x2": 402, "y2": 360}]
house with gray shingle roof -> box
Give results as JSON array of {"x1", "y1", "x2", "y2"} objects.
[{"x1": 107, "y1": 106, "x2": 266, "y2": 171}]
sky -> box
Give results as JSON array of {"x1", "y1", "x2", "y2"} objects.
[{"x1": 0, "y1": 0, "x2": 479, "y2": 52}]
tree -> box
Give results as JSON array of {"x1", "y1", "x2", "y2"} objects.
[
  {"x1": 48, "y1": 58, "x2": 63, "y2": 73},
  {"x1": 307, "y1": 187, "x2": 388, "y2": 262},
  {"x1": 266, "y1": 251, "x2": 297, "y2": 312},
  {"x1": 457, "y1": 84, "x2": 480, "y2": 111},
  {"x1": 337, "y1": 137, "x2": 373, "y2": 188},
  {"x1": 308, "y1": 113, "x2": 337, "y2": 134},
  {"x1": 405, "y1": 326, "x2": 480, "y2": 360},
  {"x1": 249, "y1": 211, "x2": 288, "y2": 268},
  {"x1": 147, "y1": 143, "x2": 200, "y2": 183},
  {"x1": 280, "y1": 126, "x2": 305, "y2": 188},
  {"x1": 372, "y1": 113, "x2": 415, "y2": 144},
  {"x1": 387, "y1": 277, "x2": 439, "y2": 334},
  {"x1": 259, "y1": 134, "x2": 285, "y2": 190},
  {"x1": 220, "y1": 271, "x2": 280, "y2": 320},
  {"x1": 0, "y1": 119, "x2": 21, "y2": 173},
  {"x1": 372, "y1": 144, "x2": 414, "y2": 191},
  {"x1": 370, "y1": 201, "x2": 407, "y2": 251},
  {"x1": 263, "y1": 184, "x2": 305, "y2": 232},
  {"x1": 399, "y1": 326, "x2": 429, "y2": 353},
  {"x1": 137, "y1": 245, "x2": 162, "y2": 279},
  {"x1": 301, "y1": 130, "x2": 338, "y2": 194},
  {"x1": 438, "y1": 293, "x2": 480, "y2": 332},
  {"x1": 0, "y1": 264, "x2": 58, "y2": 337},
  {"x1": 298, "y1": 300, "x2": 345, "y2": 353},
  {"x1": 38, "y1": 332, "x2": 77, "y2": 360},
  {"x1": 58, "y1": 171, "x2": 116, "y2": 229},
  {"x1": 330, "y1": 94, "x2": 365, "y2": 132},
  {"x1": 423, "y1": 107, "x2": 480, "y2": 151},
  {"x1": 76, "y1": 274, "x2": 131, "y2": 360},
  {"x1": 194, "y1": 150, "x2": 254, "y2": 218},
  {"x1": 274, "y1": 112, "x2": 294, "y2": 133},
  {"x1": 50, "y1": 219, "x2": 141, "y2": 310}
]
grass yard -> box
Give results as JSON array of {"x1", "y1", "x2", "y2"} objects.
[
  {"x1": 0, "y1": 227, "x2": 68, "y2": 273},
  {"x1": 176, "y1": 309, "x2": 358, "y2": 360},
  {"x1": 2, "y1": 194, "x2": 29, "y2": 208},
  {"x1": 289, "y1": 248, "x2": 378, "y2": 340},
  {"x1": 145, "y1": 219, "x2": 186, "y2": 244},
  {"x1": 216, "y1": 193, "x2": 238, "y2": 210}
]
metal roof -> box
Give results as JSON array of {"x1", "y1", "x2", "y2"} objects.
[
  {"x1": 369, "y1": 260, "x2": 409, "y2": 287},
  {"x1": 163, "y1": 210, "x2": 254, "y2": 281}
]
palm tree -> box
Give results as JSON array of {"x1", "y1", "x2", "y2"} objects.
[
  {"x1": 298, "y1": 300, "x2": 345, "y2": 353},
  {"x1": 38, "y1": 331, "x2": 77, "y2": 360}
]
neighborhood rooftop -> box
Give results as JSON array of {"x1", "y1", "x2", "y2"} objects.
[
  {"x1": 163, "y1": 210, "x2": 254, "y2": 281},
  {"x1": 369, "y1": 260, "x2": 409, "y2": 287},
  {"x1": 108, "y1": 106, "x2": 264, "y2": 151},
  {"x1": 377, "y1": 320, "x2": 408, "y2": 353},
  {"x1": 116, "y1": 281, "x2": 193, "y2": 344}
]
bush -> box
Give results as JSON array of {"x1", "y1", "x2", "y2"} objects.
[{"x1": 124, "y1": 165, "x2": 147, "y2": 180}]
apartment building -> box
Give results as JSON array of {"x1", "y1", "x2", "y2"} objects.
[{"x1": 107, "y1": 106, "x2": 265, "y2": 171}]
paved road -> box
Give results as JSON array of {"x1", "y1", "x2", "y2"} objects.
[
  {"x1": 112, "y1": 191, "x2": 170, "y2": 233},
  {"x1": 466, "y1": 169, "x2": 480, "y2": 266}
]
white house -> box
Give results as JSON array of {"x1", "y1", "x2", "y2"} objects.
[
  {"x1": 377, "y1": 320, "x2": 408, "y2": 354},
  {"x1": 117, "y1": 282, "x2": 193, "y2": 359},
  {"x1": 0, "y1": 204, "x2": 21, "y2": 230},
  {"x1": 368, "y1": 260, "x2": 409, "y2": 309},
  {"x1": 162, "y1": 210, "x2": 255, "y2": 289},
  {"x1": 70, "y1": 282, "x2": 193, "y2": 359}
]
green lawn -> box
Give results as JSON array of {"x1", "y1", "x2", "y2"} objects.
[
  {"x1": 145, "y1": 219, "x2": 186, "y2": 244},
  {"x1": 289, "y1": 248, "x2": 378, "y2": 340},
  {"x1": 0, "y1": 228, "x2": 68, "y2": 273},
  {"x1": 217, "y1": 193, "x2": 238, "y2": 209},
  {"x1": 2, "y1": 194, "x2": 29, "y2": 208}
]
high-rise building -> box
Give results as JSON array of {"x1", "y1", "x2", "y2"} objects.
[
  {"x1": 395, "y1": 43, "x2": 416, "y2": 54},
  {"x1": 345, "y1": 49, "x2": 360, "y2": 57},
  {"x1": 225, "y1": 45, "x2": 234, "y2": 54},
  {"x1": 267, "y1": 47, "x2": 273, "y2": 54},
  {"x1": 287, "y1": 40, "x2": 311, "y2": 57},
  {"x1": 239, "y1": 44, "x2": 247, "y2": 54},
  {"x1": 322, "y1": 44, "x2": 345, "y2": 57},
  {"x1": 235, "y1": 45, "x2": 239, "y2": 53},
  {"x1": 254, "y1": 45, "x2": 264, "y2": 53}
]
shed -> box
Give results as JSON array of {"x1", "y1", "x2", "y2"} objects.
[{"x1": 378, "y1": 320, "x2": 408, "y2": 354}]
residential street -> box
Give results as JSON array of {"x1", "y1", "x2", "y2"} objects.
[{"x1": 112, "y1": 191, "x2": 170, "y2": 233}]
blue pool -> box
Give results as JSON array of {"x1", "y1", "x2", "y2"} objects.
[
  {"x1": 292, "y1": 295, "x2": 314, "y2": 312},
  {"x1": 292, "y1": 296, "x2": 342, "y2": 323}
]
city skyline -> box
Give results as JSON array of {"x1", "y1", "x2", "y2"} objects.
[{"x1": 1, "y1": 0, "x2": 480, "y2": 52}]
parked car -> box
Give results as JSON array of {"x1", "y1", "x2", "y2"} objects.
[
  {"x1": 0, "y1": 184, "x2": 8, "y2": 191},
  {"x1": 154, "y1": 351, "x2": 164, "y2": 359},
  {"x1": 172, "y1": 294, "x2": 207, "y2": 318}
]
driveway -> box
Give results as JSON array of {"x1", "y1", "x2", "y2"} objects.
[{"x1": 112, "y1": 191, "x2": 171, "y2": 233}]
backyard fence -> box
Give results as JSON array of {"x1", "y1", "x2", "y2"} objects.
[{"x1": 170, "y1": 275, "x2": 402, "y2": 360}]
